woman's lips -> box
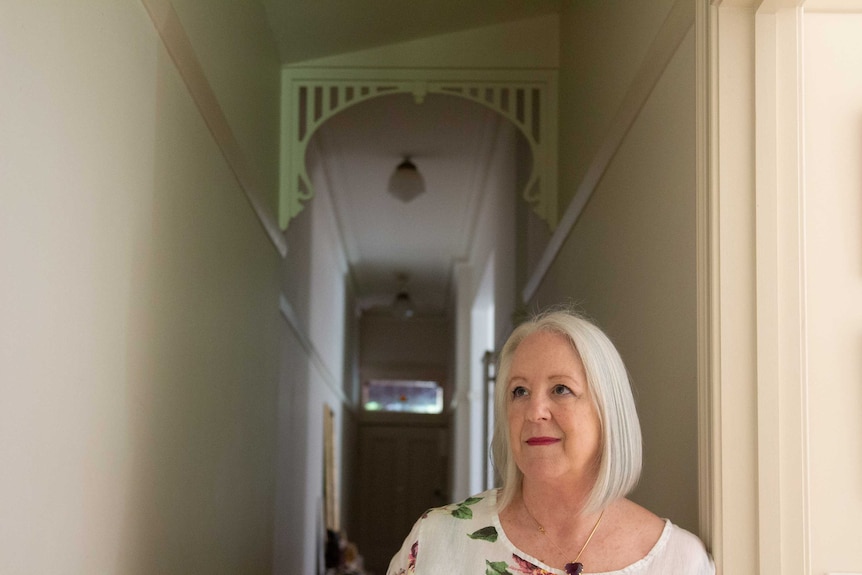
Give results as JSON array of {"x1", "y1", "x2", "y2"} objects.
[{"x1": 525, "y1": 437, "x2": 560, "y2": 446}]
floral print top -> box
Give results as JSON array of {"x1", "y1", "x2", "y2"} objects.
[{"x1": 386, "y1": 489, "x2": 714, "y2": 575}]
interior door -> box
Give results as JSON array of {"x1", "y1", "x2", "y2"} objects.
[{"x1": 354, "y1": 422, "x2": 449, "y2": 574}]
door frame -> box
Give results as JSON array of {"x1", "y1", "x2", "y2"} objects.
[{"x1": 700, "y1": 2, "x2": 829, "y2": 573}]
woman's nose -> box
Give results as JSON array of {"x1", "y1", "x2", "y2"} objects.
[{"x1": 525, "y1": 395, "x2": 551, "y2": 421}]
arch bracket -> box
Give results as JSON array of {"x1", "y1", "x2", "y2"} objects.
[{"x1": 279, "y1": 67, "x2": 558, "y2": 230}]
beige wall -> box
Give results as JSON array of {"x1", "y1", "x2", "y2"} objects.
[
  {"x1": 171, "y1": 0, "x2": 282, "y2": 215},
  {"x1": 0, "y1": 1, "x2": 283, "y2": 572},
  {"x1": 289, "y1": 14, "x2": 559, "y2": 69},
  {"x1": 534, "y1": 1, "x2": 700, "y2": 533},
  {"x1": 804, "y1": 11, "x2": 862, "y2": 574},
  {"x1": 710, "y1": 5, "x2": 760, "y2": 572},
  {"x1": 556, "y1": 0, "x2": 677, "y2": 211}
]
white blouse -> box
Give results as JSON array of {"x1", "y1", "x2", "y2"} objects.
[{"x1": 387, "y1": 489, "x2": 714, "y2": 575}]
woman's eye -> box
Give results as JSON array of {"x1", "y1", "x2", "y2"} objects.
[
  {"x1": 511, "y1": 386, "x2": 528, "y2": 398},
  {"x1": 552, "y1": 384, "x2": 572, "y2": 396}
]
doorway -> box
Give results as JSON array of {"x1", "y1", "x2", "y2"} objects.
[{"x1": 352, "y1": 413, "x2": 449, "y2": 574}]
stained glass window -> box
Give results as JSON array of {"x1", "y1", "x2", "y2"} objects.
[{"x1": 362, "y1": 379, "x2": 443, "y2": 414}]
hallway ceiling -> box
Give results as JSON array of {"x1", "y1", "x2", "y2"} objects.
[
  {"x1": 262, "y1": 1, "x2": 560, "y2": 316},
  {"x1": 311, "y1": 93, "x2": 509, "y2": 316},
  {"x1": 261, "y1": 0, "x2": 562, "y2": 64}
]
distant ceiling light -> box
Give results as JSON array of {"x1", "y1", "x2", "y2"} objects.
[
  {"x1": 392, "y1": 273, "x2": 416, "y2": 320},
  {"x1": 387, "y1": 157, "x2": 425, "y2": 203},
  {"x1": 392, "y1": 291, "x2": 415, "y2": 320}
]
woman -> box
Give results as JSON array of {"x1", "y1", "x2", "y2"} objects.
[{"x1": 388, "y1": 309, "x2": 714, "y2": 574}]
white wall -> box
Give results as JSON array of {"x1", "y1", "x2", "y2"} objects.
[
  {"x1": 471, "y1": 260, "x2": 496, "y2": 492},
  {"x1": 0, "y1": 1, "x2": 283, "y2": 572},
  {"x1": 452, "y1": 121, "x2": 520, "y2": 500},
  {"x1": 274, "y1": 146, "x2": 354, "y2": 575}
]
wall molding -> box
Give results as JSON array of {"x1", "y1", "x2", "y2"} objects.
[
  {"x1": 696, "y1": 0, "x2": 718, "y2": 556},
  {"x1": 279, "y1": 293, "x2": 351, "y2": 407},
  {"x1": 709, "y1": 3, "x2": 762, "y2": 573},
  {"x1": 754, "y1": 3, "x2": 811, "y2": 572},
  {"x1": 522, "y1": 0, "x2": 696, "y2": 303},
  {"x1": 139, "y1": 0, "x2": 288, "y2": 257}
]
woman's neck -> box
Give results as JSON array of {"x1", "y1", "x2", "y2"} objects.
[{"x1": 519, "y1": 478, "x2": 597, "y2": 533}]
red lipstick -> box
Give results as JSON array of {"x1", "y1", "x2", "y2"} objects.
[{"x1": 526, "y1": 437, "x2": 560, "y2": 446}]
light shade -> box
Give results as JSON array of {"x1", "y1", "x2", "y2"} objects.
[
  {"x1": 392, "y1": 291, "x2": 415, "y2": 320},
  {"x1": 387, "y1": 158, "x2": 425, "y2": 203}
]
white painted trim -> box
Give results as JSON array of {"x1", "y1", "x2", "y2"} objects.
[
  {"x1": 279, "y1": 293, "x2": 351, "y2": 407},
  {"x1": 521, "y1": 0, "x2": 696, "y2": 303},
  {"x1": 754, "y1": 3, "x2": 811, "y2": 573},
  {"x1": 695, "y1": 0, "x2": 717, "y2": 554},
  {"x1": 139, "y1": 0, "x2": 288, "y2": 258},
  {"x1": 710, "y1": 4, "x2": 763, "y2": 573}
]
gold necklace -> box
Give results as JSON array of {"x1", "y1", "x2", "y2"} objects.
[{"x1": 522, "y1": 498, "x2": 605, "y2": 575}]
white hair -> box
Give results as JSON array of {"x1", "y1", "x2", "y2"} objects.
[{"x1": 491, "y1": 308, "x2": 642, "y2": 515}]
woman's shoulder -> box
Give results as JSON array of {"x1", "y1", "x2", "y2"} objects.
[
  {"x1": 643, "y1": 515, "x2": 714, "y2": 573},
  {"x1": 418, "y1": 489, "x2": 499, "y2": 527},
  {"x1": 596, "y1": 500, "x2": 713, "y2": 574},
  {"x1": 663, "y1": 521, "x2": 712, "y2": 561},
  {"x1": 608, "y1": 499, "x2": 666, "y2": 547},
  {"x1": 388, "y1": 489, "x2": 506, "y2": 574}
]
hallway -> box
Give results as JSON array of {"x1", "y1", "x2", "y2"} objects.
[
  {"x1": 0, "y1": 1, "x2": 701, "y2": 572},
  {"x1": 4, "y1": 1, "x2": 862, "y2": 574}
]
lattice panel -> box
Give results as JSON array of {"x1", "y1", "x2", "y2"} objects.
[{"x1": 280, "y1": 68, "x2": 558, "y2": 230}]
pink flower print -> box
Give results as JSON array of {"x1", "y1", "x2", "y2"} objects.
[
  {"x1": 511, "y1": 554, "x2": 555, "y2": 575},
  {"x1": 407, "y1": 540, "x2": 418, "y2": 574}
]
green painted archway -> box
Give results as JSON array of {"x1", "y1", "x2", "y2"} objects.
[{"x1": 279, "y1": 67, "x2": 559, "y2": 230}]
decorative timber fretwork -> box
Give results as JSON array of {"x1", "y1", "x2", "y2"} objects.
[{"x1": 279, "y1": 67, "x2": 559, "y2": 230}]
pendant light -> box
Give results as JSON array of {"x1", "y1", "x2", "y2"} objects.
[
  {"x1": 387, "y1": 157, "x2": 425, "y2": 203},
  {"x1": 392, "y1": 273, "x2": 416, "y2": 319}
]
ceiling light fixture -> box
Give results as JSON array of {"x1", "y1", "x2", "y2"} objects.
[
  {"x1": 387, "y1": 157, "x2": 425, "y2": 203},
  {"x1": 392, "y1": 273, "x2": 416, "y2": 320},
  {"x1": 392, "y1": 291, "x2": 415, "y2": 320}
]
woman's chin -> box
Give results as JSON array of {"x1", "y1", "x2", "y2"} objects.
[{"x1": 520, "y1": 463, "x2": 572, "y2": 483}]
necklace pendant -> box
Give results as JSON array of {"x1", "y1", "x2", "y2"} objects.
[{"x1": 565, "y1": 562, "x2": 584, "y2": 575}]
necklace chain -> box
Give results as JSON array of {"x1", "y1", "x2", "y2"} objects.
[{"x1": 522, "y1": 497, "x2": 605, "y2": 571}]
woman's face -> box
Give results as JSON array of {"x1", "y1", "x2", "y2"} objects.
[{"x1": 506, "y1": 330, "x2": 602, "y2": 487}]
